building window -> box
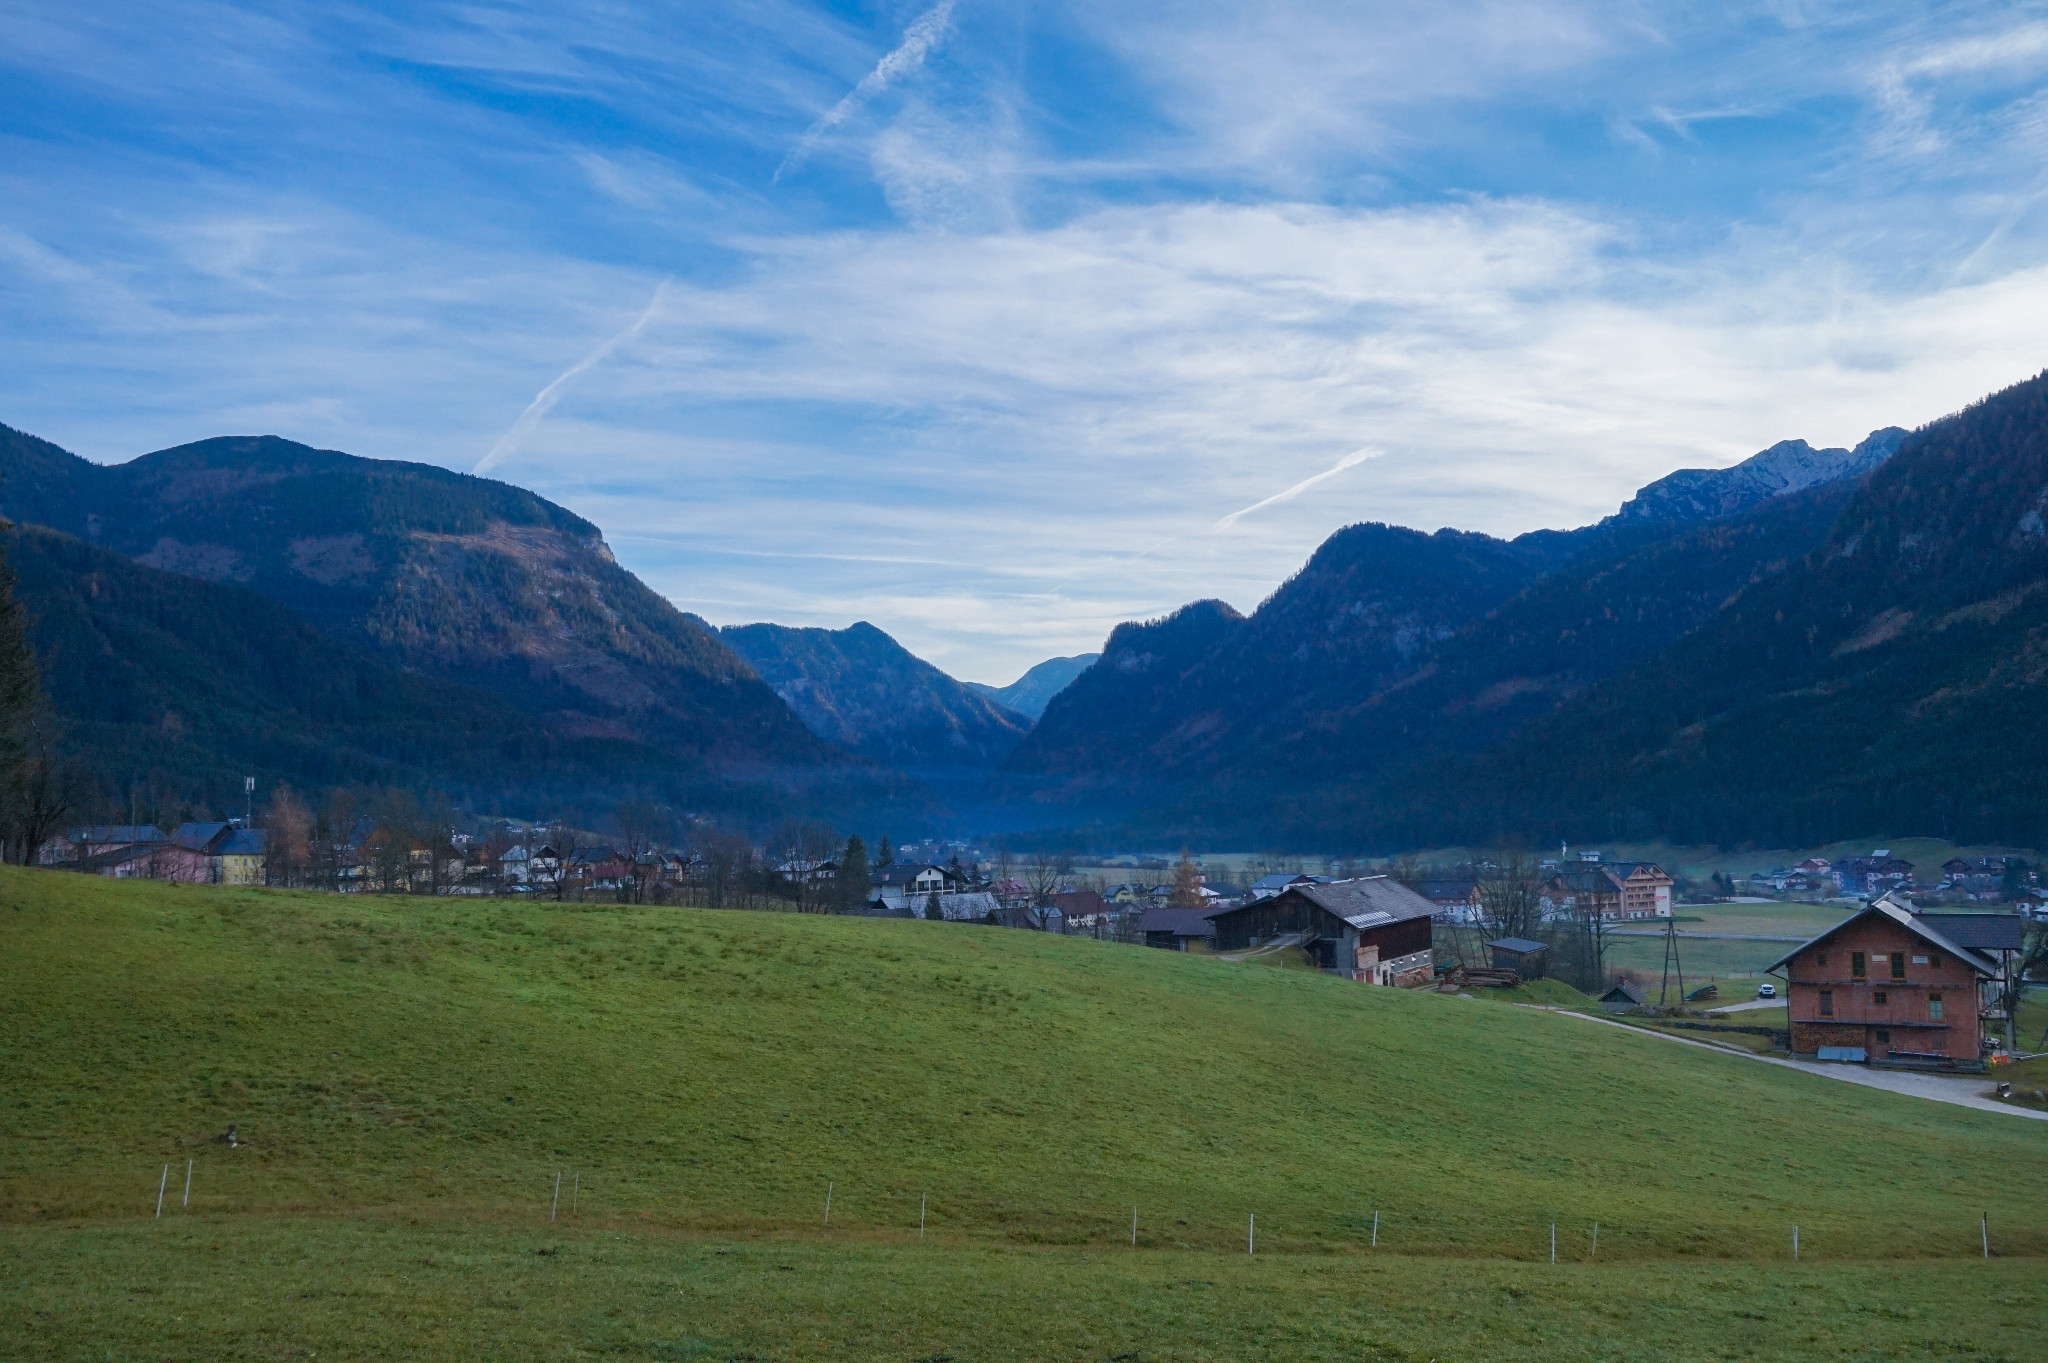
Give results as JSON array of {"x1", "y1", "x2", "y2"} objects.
[
  {"x1": 1930, "y1": 952, "x2": 1942, "y2": 967},
  {"x1": 1890, "y1": 952, "x2": 1906, "y2": 980},
  {"x1": 1851, "y1": 952, "x2": 1867, "y2": 978},
  {"x1": 1816, "y1": 952, "x2": 1828, "y2": 966},
  {"x1": 1876, "y1": 1029, "x2": 1890, "y2": 1045},
  {"x1": 1873, "y1": 991, "x2": 1888, "y2": 1005},
  {"x1": 1819, "y1": 990, "x2": 1833, "y2": 1017},
  {"x1": 1928, "y1": 994, "x2": 1944, "y2": 1021}
]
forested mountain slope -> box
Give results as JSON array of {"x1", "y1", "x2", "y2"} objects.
[
  {"x1": 1400, "y1": 371, "x2": 2048, "y2": 849},
  {"x1": 719, "y1": 621, "x2": 1029, "y2": 771},
  {"x1": 966, "y1": 653, "x2": 1099, "y2": 720},
  {"x1": 0, "y1": 427, "x2": 831, "y2": 769},
  {"x1": 11, "y1": 526, "x2": 750, "y2": 815}
]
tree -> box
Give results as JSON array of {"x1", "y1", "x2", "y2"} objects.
[
  {"x1": 1026, "y1": 850, "x2": 1070, "y2": 908},
  {"x1": 5, "y1": 713, "x2": 77, "y2": 866},
  {"x1": 769, "y1": 820, "x2": 839, "y2": 912},
  {"x1": 874, "y1": 836, "x2": 892, "y2": 872},
  {"x1": 264, "y1": 785, "x2": 313, "y2": 888},
  {"x1": 0, "y1": 531, "x2": 61, "y2": 864},
  {"x1": 839, "y1": 835, "x2": 872, "y2": 911},
  {"x1": 925, "y1": 888, "x2": 944, "y2": 922},
  {"x1": 1168, "y1": 850, "x2": 1205, "y2": 908},
  {"x1": 1994, "y1": 918, "x2": 2048, "y2": 1052},
  {"x1": 614, "y1": 798, "x2": 672, "y2": 904}
]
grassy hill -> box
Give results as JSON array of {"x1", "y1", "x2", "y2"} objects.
[{"x1": 3, "y1": 868, "x2": 2043, "y2": 1359}]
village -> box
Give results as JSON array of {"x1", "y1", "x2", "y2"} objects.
[{"x1": 35, "y1": 811, "x2": 2048, "y2": 1082}]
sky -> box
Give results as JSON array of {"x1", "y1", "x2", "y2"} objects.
[{"x1": 4, "y1": 3, "x2": 2048, "y2": 684}]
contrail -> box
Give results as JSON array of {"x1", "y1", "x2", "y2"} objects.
[
  {"x1": 1216, "y1": 447, "x2": 1383, "y2": 528},
  {"x1": 774, "y1": 1, "x2": 956, "y2": 183},
  {"x1": 474, "y1": 279, "x2": 671, "y2": 476}
]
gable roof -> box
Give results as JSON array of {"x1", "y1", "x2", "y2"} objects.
[
  {"x1": 1242, "y1": 876, "x2": 1438, "y2": 931},
  {"x1": 1765, "y1": 895, "x2": 1999, "y2": 977},
  {"x1": 1912, "y1": 912, "x2": 2028, "y2": 953},
  {"x1": 1489, "y1": 937, "x2": 1549, "y2": 954},
  {"x1": 1598, "y1": 981, "x2": 1644, "y2": 1004},
  {"x1": 66, "y1": 825, "x2": 165, "y2": 845},
  {"x1": 170, "y1": 822, "x2": 233, "y2": 852},
  {"x1": 1137, "y1": 906, "x2": 1217, "y2": 937},
  {"x1": 217, "y1": 829, "x2": 266, "y2": 856}
]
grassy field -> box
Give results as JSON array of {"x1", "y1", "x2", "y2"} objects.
[{"x1": 4, "y1": 867, "x2": 2044, "y2": 1360}]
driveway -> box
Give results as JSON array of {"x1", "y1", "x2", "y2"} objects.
[
  {"x1": 1707, "y1": 996, "x2": 1784, "y2": 1013},
  {"x1": 1522, "y1": 1006, "x2": 2048, "y2": 1122}
]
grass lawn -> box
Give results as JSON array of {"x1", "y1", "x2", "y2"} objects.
[
  {"x1": 5, "y1": 1218, "x2": 2045, "y2": 1363},
  {"x1": 4, "y1": 868, "x2": 2045, "y2": 1360}
]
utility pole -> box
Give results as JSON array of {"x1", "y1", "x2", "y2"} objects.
[
  {"x1": 244, "y1": 775, "x2": 254, "y2": 829},
  {"x1": 1659, "y1": 914, "x2": 1686, "y2": 1007}
]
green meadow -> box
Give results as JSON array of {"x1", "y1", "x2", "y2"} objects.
[{"x1": 3, "y1": 868, "x2": 2043, "y2": 1361}]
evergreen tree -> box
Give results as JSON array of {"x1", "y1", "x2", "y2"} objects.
[
  {"x1": 874, "y1": 836, "x2": 892, "y2": 871},
  {"x1": 0, "y1": 531, "x2": 58, "y2": 863},
  {"x1": 839, "y1": 835, "x2": 871, "y2": 911}
]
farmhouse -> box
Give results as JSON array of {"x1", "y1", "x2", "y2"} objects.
[
  {"x1": 1767, "y1": 895, "x2": 1998, "y2": 1065},
  {"x1": 1206, "y1": 877, "x2": 1436, "y2": 985},
  {"x1": 1136, "y1": 905, "x2": 1217, "y2": 950}
]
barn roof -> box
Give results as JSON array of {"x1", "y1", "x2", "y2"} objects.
[
  {"x1": 1252, "y1": 877, "x2": 1437, "y2": 931},
  {"x1": 1489, "y1": 937, "x2": 1549, "y2": 954}
]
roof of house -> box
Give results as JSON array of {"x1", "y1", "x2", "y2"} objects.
[
  {"x1": 1489, "y1": 937, "x2": 1549, "y2": 954},
  {"x1": 1765, "y1": 895, "x2": 2000, "y2": 976},
  {"x1": 170, "y1": 821, "x2": 233, "y2": 852},
  {"x1": 1219, "y1": 876, "x2": 1437, "y2": 932},
  {"x1": 1136, "y1": 906, "x2": 1217, "y2": 937},
  {"x1": 67, "y1": 825, "x2": 166, "y2": 844},
  {"x1": 1251, "y1": 873, "x2": 1314, "y2": 893},
  {"x1": 1598, "y1": 981, "x2": 1644, "y2": 1004},
  {"x1": 873, "y1": 862, "x2": 947, "y2": 887},
  {"x1": 1407, "y1": 878, "x2": 1478, "y2": 901},
  {"x1": 217, "y1": 829, "x2": 266, "y2": 856},
  {"x1": 1912, "y1": 912, "x2": 2028, "y2": 953}
]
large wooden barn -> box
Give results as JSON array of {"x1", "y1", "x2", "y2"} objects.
[{"x1": 1206, "y1": 877, "x2": 1438, "y2": 985}]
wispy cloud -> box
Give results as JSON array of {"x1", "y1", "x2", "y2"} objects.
[
  {"x1": 773, "y1": 1, "x2": 957, "y2": 183},
  {"x1": 1216, "y1": 447, "x2": 1383, "y2": 528},
  {"x1": 473, "y1": 279, "x2": 670, "y2": 475}
]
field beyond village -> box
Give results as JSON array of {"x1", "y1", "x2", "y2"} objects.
[{"x1": 4, "y1": 869, "x2": 2045, "y2": 1361}]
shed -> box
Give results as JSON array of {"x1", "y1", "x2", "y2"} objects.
[
  {"x1": 1206, "y1": 878, "x2": 1437, "y2": 984},
  {"x1": 1488, "y1": 937, "x2": 1549, "y2": 980},
  {"x1": 1597, "y1": 981, "x2": 1644, "y2": 1012},
  {"x1": 1137, "y1": 906, "x2": 1216, "y2": 951}
]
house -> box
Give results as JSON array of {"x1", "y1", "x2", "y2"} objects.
[
  {"x1": 1205, "y1": 877, "x2": 1436, "y2": 985},
  {"x1": 1835, "y1": 853, "x2": 1916, "y2": 896},
  {"x1": 1136, "y1": 905, "x2": 1216, "y2": 950},
  {"x1": 1597, "y1": 981, "x2": 1644, "y2": 1012},
  {"x1": 1247, "y1": 873, "x2": 1315, "y2": 901},
  {"x1": 1050, "y1": 889, "x2": 1109, "y2": 935},
  {"x1": 873, "y1": 862, "x2": 950, "y2": 899},
  {"x1": 1405, "y1": 877, "x2": 1481, "y2": 924},
  {"x1": 39, "y1": 825, "x2": 166, "y2": 865},
  {"x1": 1766, "y1": 894, "x2": 1999, "y2": 1065},
  {"x1": 217, "y1": 829, "x2": 267, "y2": 885},
  {"x1": 1539, "y1": 861, "x2": 1673, "y2": 921},
  {"x1": 1488, "y1": 937, "x2": 1549, "y2": 980}
]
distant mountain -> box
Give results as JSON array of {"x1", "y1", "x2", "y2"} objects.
[
  {"x1": 1405, "y1": 372, "x2": 2048, "y2": 849},
  {"x1": 1002, "y1": 526, "x2": 1573, "y2": 804},
  {"x1": 1005, "y1": 415, "x2": 1923, "y2": 844},
  {"x1": 11, "y1": 524, "x2": 751, "y2": 815},
  {"x1": 719, "y1": 621, "x2": 1030, "y2": 771},
  {"x1": 967, "y1": 654, "x2": 1099, "y2": 720},
  {"x1": 1610, "y1": 428, "x2": 1905, "y2": 525},
  {"x1": 0, "y1": 427, "x2": 832, "y2": 770}
]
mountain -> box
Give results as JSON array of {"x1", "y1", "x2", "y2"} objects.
[
  {"x1": 1610, "y1": 428, "x2": 1905, "y2": 525},
  {"x1": 9, "y1": 524, "x2": 752, "y2": 816},
  {"x1": 1404, "y1": 371, "x2": 2048, "y2": 849},
  {"x1": 1006, "y1": 421, "x2": 1914, "y2": 842},
  {"x1": 719, "y1": 621, "x2": 1030, "y2": 771},
  {"x1": 1002, "y1": 527, "x2": 1574, "y2": 806},
  {"x1": 0, "y1": 426, "x2": 832, "y2": 770},
  {"x1": 966, "y1": 653, "x2": 1099, "y2": 720}
]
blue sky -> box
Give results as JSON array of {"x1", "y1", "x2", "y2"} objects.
[{"x1": 4, "y1": 2, "x2": 2047, "y2": 682}]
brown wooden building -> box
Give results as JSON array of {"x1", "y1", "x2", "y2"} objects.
[
  {"x1": 1766, "y1": 896, "x2": 1997, "y2": 1065},
  {"x1": 1206, "y1": 877, "x2": 1436, "y2": 985}
]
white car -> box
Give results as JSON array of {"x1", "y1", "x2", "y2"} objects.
[{"x1": 1755, "y1": 983, "x2": 1776, "y2": 999}]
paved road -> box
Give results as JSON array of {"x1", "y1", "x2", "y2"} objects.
[
  {"x1": 1708, "y1": 996, "x2": 1784, "y2": 1013},
  {"x1": 1521, "y1": 1006, "x2": 2048, "y2": 1122}
]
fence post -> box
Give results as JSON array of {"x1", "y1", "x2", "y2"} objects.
[
  {"x1": 1591, "y1": 1222, "x2": 1598, "y2": 1259},
  {"x1": 1982, "y1": 1215, "x2": 1989, "y2": 1259},
  {"x1": 1371, "y1": 1210, "x2": 1378, "y2": 1248},
  {"x1": 1131, "y1": 1206, "x2": 1137, "y2": 1247},
  {"x1": 1550, "y1": 1222, "x2": 1556, "y2": 1264},
  {"x1": 183, "y1": 1160, "x2": 193, "y2": 1209},
  {"x1": 1248, "y1": 1213, "x2": 1255, "y2": 1255},
  {"x1": 1793, "y1": 1225, "x2": 1799, "y2": 1262},
  {"x1": 824, "y1": 1181, "x2": 833, "y2": 1226},
  {"x1": 154, "y1": 1165, "x2": 168, "y2": 1219},
  {"x1": 551, "y1": 1172, "x2": 561, "y2": 1220},
  {"x1": 920, "y1": 1192, "x2": 926, "y2": 1239}
]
